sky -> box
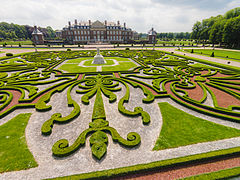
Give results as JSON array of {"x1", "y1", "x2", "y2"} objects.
[{"x1": 0, "y1": 0, "x2": 240, "y2": 33}]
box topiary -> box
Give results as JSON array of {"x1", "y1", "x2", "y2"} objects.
[{"x1": 6, "y1": 53, "x2": 13, "y2": 56}]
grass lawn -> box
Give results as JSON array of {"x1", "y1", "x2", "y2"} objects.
[
  {"x1": 0, "y1": 40, "x2": 32, "y2": 45},
  {"x1": 0, "y1": 113, "x2": 38, "y2": 173},
  {"x1": 83, "y1": 59, "x2": 114, "y2": 66},
  {"x1": 102, "y1": 61, "x2": 136, "y2": 71},
  {"x1": 58, "y1": 57, "x2": 137, "y2": 73},
  {"x1": 183, "y1": 49, "x2": 240, "y2": 61},
  {"x1": 153, "y1": 102, "x2": 240, "y2": 150}
]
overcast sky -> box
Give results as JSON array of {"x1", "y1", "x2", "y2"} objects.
[{"x1": 0, "y1": 0, "x2": 239, "y2": 33}]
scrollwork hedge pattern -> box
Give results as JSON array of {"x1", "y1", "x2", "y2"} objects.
[{"x1": 0, "y1": 49, "x2": 239, "y2": 160}]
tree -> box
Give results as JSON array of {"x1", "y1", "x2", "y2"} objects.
[
  {"x1": 209, "y1": 18, "x2": 226, "y2": 45},
  {"x1": 191, "y1": 21, "x2": 201, "y2": 39},
  {"x1": 224, "y1": 7, "x2": 240, "y2": 19},
  {"x1": 46, "y1": 26, "x2": 56, "y2": 39},
  {"x1": 223, "y1": 16, "x2": 240, "y2": 48}
]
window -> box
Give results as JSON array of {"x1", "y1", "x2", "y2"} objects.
[
  {"x1": 101, "y1": 31, "x2": 103, "y2": 35},
  {"x1": 84, "y1": 31, "x2": 86, "y2": 35},
  {"x1": 97, "y1": 31, "x2": 100, "y2": 34},
  {"x1": 116, "y1": 31, "x2": 118, "y2": 35}
]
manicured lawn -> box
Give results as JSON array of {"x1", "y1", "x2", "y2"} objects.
[
  {"x1": 0, "y1": 113, "x2": 38, "y2": 173},
  {"x1": 0, "y1": 40, "x2": 32, "y2": 45},
  {"x1": 83, "y1": 59, "x2": 114, "y2": 66},
  {"x1": 102, "y1": 61, "x2": 136, "y2": 71},
  {"x1": 153, "y1": 102, "x2": 240, "y2": 150},
  {"x1": 58, "y1": 64, "x2": 97, "y2": 73},
  {"x1": 183, "y1": 49, "x2": 240, "y2": 61},
  {"x1": 58, "y1": 57, "x2": 137, "y2": 73}
]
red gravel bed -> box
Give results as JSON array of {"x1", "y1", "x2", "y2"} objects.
[
  {"x1": 206, "y1": 85, "x2": 240, "y2": 108},
  {"x1": 111, "y1": 153, "x2": 240, "y2": 180}
]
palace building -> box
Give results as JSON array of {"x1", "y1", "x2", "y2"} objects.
[{"x1": 62, "y1": 20, "x2": 134, "y2": 44}]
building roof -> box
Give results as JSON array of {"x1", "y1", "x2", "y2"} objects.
[
  {"x1": 32, "y1": 26, "x2": 43, "y2": 35},
  {"x1": 148, "y1": 27, "x2": 157, "y2": 36}
]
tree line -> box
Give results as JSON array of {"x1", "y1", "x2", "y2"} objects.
[
  {"x1": 191, "y1": 7, "x2": 240, "y2": 48},
  {"x1": 157, "y1": 32, "x2": 191, "y2": 40},
  {"x1": 0, "y1": 22, "x2": 56, "y2": 41}
]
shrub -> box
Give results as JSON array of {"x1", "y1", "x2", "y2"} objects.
[
  {"x1": 67, "y1": 48, "x2": 71, "y2": 51},
  {"x1": 62, "y1": 44, "x2": 65, "y2": 47},
  {"x1": 191, "y1": 49, "x2": 194, "y2": 53},
  {"x1": 19, "y1": 43, "x2": 21, "y2": 47},
  {"x1": 125, "y1": 47, "x2": 130, "y2": 50},
  {"x1": 210, "y1": 52, "x2": 214, "y2": 57},
  {"x1": 6, "y1": 53, "x2": 13, "y2": 56}
]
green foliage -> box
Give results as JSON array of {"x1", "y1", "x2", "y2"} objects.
[
  {"x1": 153, "y1": 102, "x2": 240, "y2": 150},
  {"x1": 210, "y1": 51, "x2": 214, "y2": 57},
  {"x1": 6, "y1": 53, "x2": 13, "y2": 56},
  {"x1": 224, "y1": 7, "x2": 240, "y2": 19},
  {"x1": 223, "y1": 15, "x2": 240, "y2": 48},
  {"x1": 191, "y1": 7, "x2": 240, "y2": 48},
  {"x1": 0, "y1": 113, "x2": 38, "y2": 173},
  {"x1": 0, "y1": 22, "x2": 28, "y2": 39}
]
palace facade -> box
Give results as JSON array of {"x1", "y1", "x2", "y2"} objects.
[{"x1": 62, "y1": 20, "x2": 134, "y2": 44}]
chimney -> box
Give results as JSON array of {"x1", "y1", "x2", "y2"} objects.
[
  {"x1": 75, "y1": 19, "x2": 77, "y2": 25},
  {"x1": 68, "y1": 21, "x2": 71, "y2": 26},
  {"x1": 105, "y1": 20, "x2": 107, "y2": 26},
  {"x1": 117, "y1": 21, "x2": 120, "y2": 26},
  {"x1": 124, "y1": 22, "x2": 126, "y2": 28},
  {"x1": 89, "y1": 20, "x2": 91, "y2": 25}
]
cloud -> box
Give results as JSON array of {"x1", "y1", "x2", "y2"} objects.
[
  {"x1": 151, "y1": 0, "x2": 232, "y2": 11},
  {"x1": 0, "y1": 0, "x2": 239, "y2": 33}
]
